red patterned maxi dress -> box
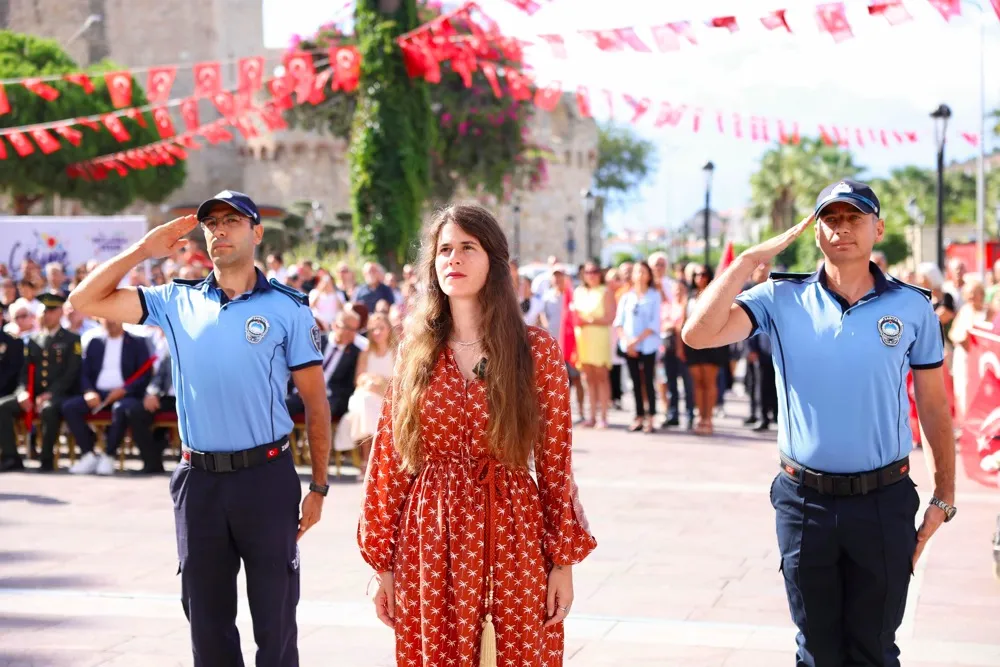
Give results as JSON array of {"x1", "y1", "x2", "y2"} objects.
[{"x1": 359, "y1": 327, "x2": 597, "y2": 666}]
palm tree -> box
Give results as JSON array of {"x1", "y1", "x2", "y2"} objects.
[{"x1": 749, "y1": 138, "x2": 864, "y2": 232}]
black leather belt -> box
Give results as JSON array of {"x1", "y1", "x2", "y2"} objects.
[
  {"x1": 182, "y1": 437, "x2": 290, "y2": 473},
  {"x1": 779, "y1": 453, "x2": 910, "y2": 496}
]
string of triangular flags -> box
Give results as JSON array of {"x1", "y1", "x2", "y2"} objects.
[{"x1": 506, "y1": 0, "x2": 999, "y2": 54}]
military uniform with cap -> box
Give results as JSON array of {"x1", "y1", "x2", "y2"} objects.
[
  {"x1": 137, "y1": 191, "x2": 324, "y2": 667},
  {"x1": 0, "y1": 293, "x2": 81, "y2": 471},
  {"x1": 734, "y1": 180, "x2": 954, "y2": 667}
]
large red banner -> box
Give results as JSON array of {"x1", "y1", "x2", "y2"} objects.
[{"x1": 959, "y1": 326, "x2": 1000, "y2": 484}]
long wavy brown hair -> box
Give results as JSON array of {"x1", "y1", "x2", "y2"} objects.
[{"x1": 392, "y1": 204, "x2": 539, "y2": 472}]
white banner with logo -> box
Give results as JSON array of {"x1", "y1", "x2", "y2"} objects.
[{"x1": 0, "y1": 216, "x2": 147, "y2": 278}]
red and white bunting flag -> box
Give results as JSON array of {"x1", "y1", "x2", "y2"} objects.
[
  {"x1": 125, "y1": 108, "x2": 148, "y2": 128},
  {"x1": 612, "y1": 27, "x2": 652, "y2": 52},
  {"x1": 505, "y1": 70, "x2": 534, "y2": 101},
  {"x1": 580, "y1": 29, "x2": 623, "y2": 51},
  {"x1": 180, "y1": 99, "x2": 200, "y2": 132},
  {"x1": 308, "y1": 69, "x2": 333, "y2": 105},
  {"x1": 868, "y1": 1, "x2": 912, "y2": 25},
  {"x1": 163, "y1": 143, "x2": 188, "y2": 160},
  {"x1": 234, "y1": 116, "x2": 259, "y2": 139},
  {"x1": 534, "y1": 82, "x2": 562, "y2": 112},
  {"x1": 816, "y1": 3, "x2": 854, "y2": 43},
  {"x1": 104, "y1": 71, "x2": 133, "y2": 108},
  {"x1": 761, "y1": 9, "x2": 792, "y2": 32},
  {"x1": 175, "y1": 135, "x2": 202, "y2": 150},
  {"x1": 22, "y1": 77, "x2": 59, "y2": 101},
  {"x1": 778, "y1": 120, "x2": 800, "y2": 144},
  {"x1": 54, "y1": 124, "x2": 83, "y2": 146},
  {"x1": 708, "y1": 16, "x2": 739, "y2": 33},
  {"x1": 0, "y1": 84, "x2": 8, "y2": 116},
  {"x1": 927, "y1": 0, "x2": 962, "y2": 21},
  {"x1": 503, "y1": 0, "x2": 542, "y2": 15},
  {"x1": 692, "y1": 108, "x2": 703, "y2": 133},
  {"x1": 331, "y1": 46, "x2": 361, "y2": 93},
  {"x1": 152, "y1": 107, "x2": 176, "y2": 138},
  {"x1": 0, "y1": 137, "x2": 6, "y2": 159},
  {"x1": 575, "y1": 86, "x2": 592, "y2": 118},
  {"x1": 6, "y1": 131, "x2": 35, "y2": 156},
  {"x1": 991, "y1": 0, "x2": 1000, "y2": 22},
  {"x1": 103, "y1": 114, "x2": 131, "y2": 142},
  {"x1": 284, "y1": 51, "x2": 316, "y2": 103},
  {"x1": 238, "y1": 56, "x2": 265, "y2": 93},
  {"x1": 192, "y1": 61, "x2": 222, "y2": 97},
  {"x1": 212, "y1": 91, "x2": 236, "y2": 118},
  {"x1": 654, "y1": 102, "x2": 686, "y2": 128},
  {"x1": 257, "y1": 106, "x2": 288, "y2": 132},
  {"x1": 480, "y1": 63, "x2": 503, "y2": 98},
  {"x1": 64, "y1": 72, "x2": 94, "y2": 94},
  {"x1": 29, "y1": 128, "x2": 61, "y2": 154},
  {"x1": 669, "y1": 22, "x2": 698, "y2": 46},
  {"x1": 146, "y1": 66, "x2": 177, "y2": 104},
  {"x1": 750, "y1": 116, "x2": 770, "y2": 142},
  {"x1": 538, "y1": 34, "x2": 567, "y2": 58},
  {"x1": 961, "y1": 132, "x2": 979, "y2": 146},
  {"x1": 76, "y1": 117, "x2": 101, "y2": 131},
  {"x1": 623, "y1": 95, "x2": 652, "y2": 124},
  {"x1": 651, "y1": 24, "x2": 681, "y2": 51},
  {"x1": 732, "y1": 113, "x2": 743, "y2": 139}
]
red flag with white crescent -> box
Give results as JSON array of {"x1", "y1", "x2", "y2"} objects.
[
  {"x1": 332, "y1": 46, "x2": 361, "y2": 93},
  {"x1": 0, "y1": 84, "x2": 8, "y2": 116},
  {"x1": 146, "y1": 66, "x2": 177, "y2": 104},
  {"x1": 104, "y1": 71, "x2": 133, "y2": 108},
  {"x1": 192, "y1": 61, "x2": 222, "y2": 97},
  {"x1": 64, "y1": 72, "x2": 94, "y2": 94},
  {"x1": 22, "y1": 78, "x2": 59, "y2": 101},
  {"x1": 102, "y1": 114, "x2": 131, "y2": 142},
  {"x1": 54, "y1": 124, "x2": 83, "y2": 146},
  {"x1": 7, "y1": 131, "x2": 35, "y2": 156},
  {"x1": 152, "y1": 107, "x2": 175, "y2": 138},
  {"x1": 180, "y1": 99, "x2": 200, "y2": 132},
  {"x1": 30, "y1": 128, "x2": 61, "y2": 154},
  {"x1": 238, "y1": 56, "x2": 265, "y2": 92},
  {"x1": 284, "y1": 50, "x2": 316, "y2": 102}
]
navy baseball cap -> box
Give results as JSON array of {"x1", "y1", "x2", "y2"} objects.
[
  {"x1": 814, "y1": 179, "x2": 881, "y2": 217},
  {"x1": 196, "y1": 190, "x2": 261, "y2": 225}
]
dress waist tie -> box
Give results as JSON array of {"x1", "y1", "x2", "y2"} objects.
[{"x1": 476, "y1": 458, "x2": 499, "y2": 667}]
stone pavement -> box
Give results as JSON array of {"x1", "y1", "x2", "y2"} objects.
[{"x1": 1, "y1": 393, "x2": 998, "y2": 667}]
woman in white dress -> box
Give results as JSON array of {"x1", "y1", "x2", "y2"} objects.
[
  {"x1": 346, "y1": 312, "x2": 396, "y2": 478},
  {"x1": 309, "y1": 272, "x2": 344, "y2": 331}
]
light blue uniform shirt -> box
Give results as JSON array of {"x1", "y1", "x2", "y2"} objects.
[
  {"x1": 736, "y1": 263, "x2": 943, "y2": 474},
  {"x1": 614, "y1": 288, "x2": 663, "y2": 356},
  {"x1": 138, "y1": 269, "x2": 322, "y2": 452}
]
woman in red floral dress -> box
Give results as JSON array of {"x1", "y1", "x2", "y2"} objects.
[{"x1": 358, "y1": 205, "x2": 597, "y2": 666}]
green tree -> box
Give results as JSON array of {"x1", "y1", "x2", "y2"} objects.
[
  {"x1": 749, "y1": 138, "x2": 863, "y2": 232},
  {"x1": 594, "y1": 123, "x2": 656, "y2": 209},
  {"x1": 0, "y1": 31, "x2": 185, "y2": 215},
  {"x1": 349, "y1": 0, "x2": 433, "y2": 266}
]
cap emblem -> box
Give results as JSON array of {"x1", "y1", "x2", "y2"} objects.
[{"x1": 831, "y1": 182, "x2": 853, "y2": 195}]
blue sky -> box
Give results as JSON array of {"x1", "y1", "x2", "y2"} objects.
[{"x1": 262, "y1": 0, "x2": 1000, "y2": 234}]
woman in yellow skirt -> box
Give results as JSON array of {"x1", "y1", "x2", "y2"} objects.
[{"x1": 570, "y1": 260, "x2": 616, "y2": 428}]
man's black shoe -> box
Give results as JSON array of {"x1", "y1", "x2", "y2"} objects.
[
  {"x1": 37, "y1": 459, "x2": 55, "y2": 472},
  {"x1": 0, "y1": 457, "x2": 24, "y2": 472},
  {"x1": 753, "y1": 421, "x2": 771, "y2": 432},
  {"x1": 744, "y1": 416, "x2": 758, "y2": 425},
  {"x1": 662, "y1": 417, "x2": 679, "y2": 428}
]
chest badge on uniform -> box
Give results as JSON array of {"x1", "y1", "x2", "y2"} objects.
[
  {"x1": 877, "y1": 315, "x2": 903, "y2": 347},
  {"x1": 245, "y1": 316, "x2": 270, "y2": 344}
]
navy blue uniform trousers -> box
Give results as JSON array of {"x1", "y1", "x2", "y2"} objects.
[
  {"x1": 771, "y1": 471, "x2": 920, "y2": 667},
  {"x1": 170, "y1": 451, "x2": 301, "y2": 667}
]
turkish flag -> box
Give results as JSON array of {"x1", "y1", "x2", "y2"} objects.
[
  {"x1": 927, "y1": 0, "x2": 962, "y2": 21},
  {"x1": 212, "y1": 91, "x2": 236, "y2": 118},
  {"x1": 816, "y1": 3, "x2": 853, "y2": 42},
  {"x1": 201, "y1": 123, "x2": 234, "y2": 145},
  {"x1": 504, "y1": 0, "x2": 541, "y2": 14},
  {"x1": 0, "y1": 84, "x2": 8, "y2": 115},
  {"x1": 146, "y1": 66, "x2": 177, "y2": 104},
  {"x1": 654, "y1": 102, "x2": 686, "y2": 128},
  {"x1": 538, "y1": 34, "x2": 567, "y2": 58},
  {"x1": 623, "y1": 95, "x2": 651, "y2": 124},
  {"x1": 125, "y1": 108, "x2": 148, "y2": 128},
  {"x1": 180, "y1": 98, "x2": 200, "y2": 131},
  {"x1": 267, "y1": 76, "x2": 295, "y2": 110},
  {"x1": 750, "y1": 116, "x2": 770, "y2": 142},
  {"x1": 238, "y1": 56, "x2": 265, "y2": 92},
  {"x1": 0, "y1": 138, "x2": 6, "y2": 159},
  {"x1": 308, "y1": 69, "x2": 333, "y2": 105},
  {"x1": 760, "y1": 9, "x2": 791, "y2": 31},
  {"x1": 257, "y1": 105, "x2": 288, "y2": 131},
  {"x1": 193, "y1": 61, "x2": 222, "y2": 97},
  {"x1": 7, "y1": 131, "x2": 35, "y2": 157},
  {"x1": 76, "y1": 117, "x2": 101, "y2": 131},
  {"x1": 331, "y1": 46, "x2": 361, "y2": 93},
  {"x1": 868, "y1": 1, "x2": 912, "y2": 25},
  {"x1": 575, "y1": 86, "x2": 591, "y2": 118},
  {"x1": 103, "y1": 114, "x2": 131, "y2": 142},
  {"x1": 234, "y1": 116, "x2": 259, "y2": 139},
  {"x1": 174, "y1": 134, "x2": 202, "y2": 150},
  {"x1": 22, "y1": 77, "x2": 60, "y2": 101},
  {"x1": 104, "y1": 71, "x2": 133, "y2": 108},
  {"x1": 612, "y1": 27, "x2": 651, "y2": 52},
  {"x1": 991, "y1": 0, "x2": 1000, "y2": 22},
  {"x1": 64, "y1": 72, "x2": 94, "y2": 93},
  {"x1": 163, "y1": 143, "x2": 188, "y2": 160},
  {"x1": 708, "y1": 16, "x2": 739, "y2": 33},
  {"x1": 29, "y1": 128, "x2": 61, "y2": 154},
  {"x1": 152, "y1": 107, "x2": 175, "y2": 138},
  {"x1": 580, "y1": 30, "x2": 622, "y2": 51},
  {"x1": 54, "y1": 124, "x2": 83, "y2": 146},
  {"x1": 284, "y1": 51, "x2": 316, "y2": 103},
  {"x1": 533, "y1": 82, "x2": 562, "y2": 112},
  {"x1": 504, "y1": 70, "x2": 533, "y2": 102},
  {"x1": 480, "y1": 62, "x2": 503, "y2": 98}
]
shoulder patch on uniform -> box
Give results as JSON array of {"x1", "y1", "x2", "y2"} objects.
[
  {"x1": 889, "y1": 277, "x2": 932, "y2": 300},
  {"x1": 269, "y1": 278, "x2": 309, "y2": 305},
  {"x1": 768, "y1": 271, "x2": 811, "y2": 282}
]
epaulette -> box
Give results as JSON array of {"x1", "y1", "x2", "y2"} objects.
[
  {"x1": 769, "y1": 271, "x2": 811, "y2": 282},
  {"x1": 269, "y1": 278, "x2": 309, "y2": 305},
  {"x1": 172, "y1": 277, "x2": 205, "y2": 287},
  {"x1": 889, "y1": 276, "x2": 932, "y2": 300}
]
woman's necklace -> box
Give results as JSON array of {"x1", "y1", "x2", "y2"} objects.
[{"x1": 449, "y1": 337, "x2": 481, "y2": 348}]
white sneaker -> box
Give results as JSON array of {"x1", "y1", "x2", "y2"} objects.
[
  {"x1": 95, "y1": 453, "x2": 115, "y2": 476},
  {"x1": 69, "y1": 451, "x2": 99, "y2": 475}
]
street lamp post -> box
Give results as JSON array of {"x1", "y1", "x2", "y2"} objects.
[
  {"x1": 565, "y1": 215, "x2": 576, "y2": 265},
  {"x1": 702, "y1": 161, "x2": 715, "y2": 269},
  {"x1": 930, "y1": 104, "x2": 951, "y2": 272},
  {"x1": 512, "y1": 201, "x2": 521, "y2": 260},
  {"x1": 906, "y1": 197, "x2": 926, "y2": 269},
  {"x1": 582, "y1": 189, "x2": 595, "y2": 263}
]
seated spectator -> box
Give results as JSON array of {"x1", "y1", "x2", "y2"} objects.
[
  {"x1": 16, "y1": 279, "x2": 43, "y2": 317},
  {"x1": 354, "y1": 262, "x2": 395, "y2": 314},
  {"x1": 309, "y1": 273, "x2": 344, "y2": 331},
  {"x1": 44, "y1": 262, "x2": 68, "y2": 296},
  {"x1": 286, "y1": 310, "x2": 360, "y2": 423},
  {"x1": 4, "y1": 300, "x2": 37, "y2": 338},
  {"x1": 64, "y1": 318, "x2": 154, "y2": 476},
  {"x1": 0, "y1": 277, "x2": 16, "y2": 311}
]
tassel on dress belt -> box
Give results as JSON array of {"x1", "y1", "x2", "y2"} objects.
[{"x1": 477, "y1": 459, "x2": 499, "y2": 667}]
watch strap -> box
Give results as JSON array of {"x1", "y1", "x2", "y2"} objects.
[
  {"x1": 929, "y1": 496, "x2": 956, "y2": 521},
  {"x1": 309, "y1": 482, "x2": 330, "y2": 496}
]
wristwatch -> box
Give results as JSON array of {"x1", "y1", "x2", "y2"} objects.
[
  {"x1": 309, "y1": 482, "x2": 330, "y2": 497},
  {"x1": 929, "y1": 496, "x2": 957, "y2": 522}
]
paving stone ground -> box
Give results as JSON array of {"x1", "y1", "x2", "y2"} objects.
[{"x1": 1, "y1": 389, "x2": 998, "y2": 666}]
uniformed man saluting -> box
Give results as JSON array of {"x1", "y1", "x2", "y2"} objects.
[
  {"x1": 0, "y1": 292, "x2": 81, "y2": 472},
  {"x1": 683, "y1": 179, "x2": 956, "y2": 667},
  {"x1": 69, "y1": 190, "x2": 332, "y2": 667}
]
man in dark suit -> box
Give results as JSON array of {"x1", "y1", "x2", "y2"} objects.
[
  {"x1": 142, "y1": 344, "x2": 175, "y2": 473},
  {"x1": 0, "y1": 292, "x2": 81, "y2": 471},
  {"x1": 0, "y1": 320, "x2": 25, "y2": 471},
  {"x1": 63, "y1": 318, "x2": 153, "y2": 475},
  {"x1": 287, "y1": 310, "x2": 359, "y2": 421}
]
